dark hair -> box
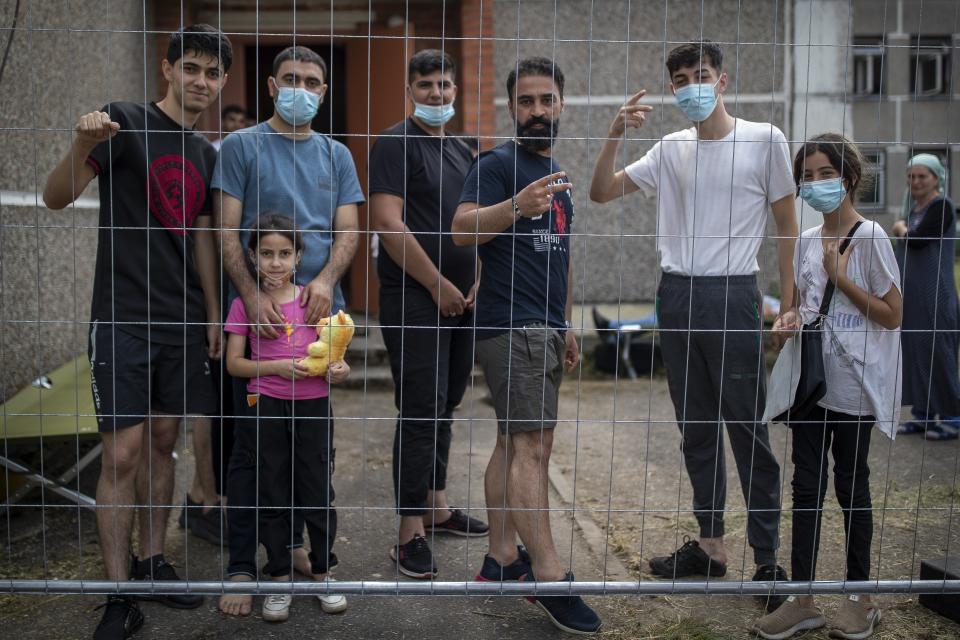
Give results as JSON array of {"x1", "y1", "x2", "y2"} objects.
[
  {"x1": 792, "y1": 132, "x2": 870, "y2": 200},
  {"x1": 273, "y1": 46, "x2": 327, "y2": 82},
  {"x1": 666, "y1": 40, "x2": 722, "y2": 76},
  {"x1": 221, "y1": 104, "x2": 245, "y2": 119},
  {"x1": 167, "y1": 24, "x2": 233, "y2": 72},
  {"x1": 247, "y1": 214, "x2": 303, "y2": 253},
  {"x1": 408, "y1": 49, "x2": 456, "y2": 83},
  {"x1": 506, "y1": 57, "x2": 565, "y2": 101}
]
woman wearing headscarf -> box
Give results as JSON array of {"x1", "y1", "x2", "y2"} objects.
[{"x1": 892, "y1": 153, "x2": 959, "y2": 440}]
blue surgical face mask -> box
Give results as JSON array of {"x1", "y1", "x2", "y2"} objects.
[
  {"x1": 799, "y1": 178, "x2": 847, "y2": 214},
  {"x1": 413, "y1": 101, "x2": 455, "y2": 127},
  {"x1": 674, "y1": 78, "x2": 721, "y2": 122},
  {"x1": 273, "y1": 83, "x2": 320, "y2": 126}
]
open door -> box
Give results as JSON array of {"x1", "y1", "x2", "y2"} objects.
[{"x1": 344, "y1": 26, "x2": 411, "y2": 315}]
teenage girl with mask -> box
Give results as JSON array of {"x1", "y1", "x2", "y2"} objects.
[
  {"x1": 754, "y1": 133, "x2": 902, "y2": 640},
  {"x1": 892, "y1": 153, "x2": 960, "y2": 440},
  {"x1": 225, "y1": 214, "x2": 350, "y2": 623}
]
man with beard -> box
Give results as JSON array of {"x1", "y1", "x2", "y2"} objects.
[{"x1": 452, "y1": 57, "x2": 601, "y2": 636}]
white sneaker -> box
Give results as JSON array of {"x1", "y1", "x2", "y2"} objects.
[
  {"x1": 317, "y1": 578, "x2": 348, "y2": 614},
  {"x1": 262, "y1": 594, "x2": 292, "y2": 622}
]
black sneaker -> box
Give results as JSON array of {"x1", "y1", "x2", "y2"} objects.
[
  {"x1": 389, "y1": 534, "x2": 437, "y2": 579},
  {"x1": 178, "y1": 496, "x2": 225, "y2": 546},
  {"x1": 130, "y1": 554, "x2": 204, "y2": 609},
  {"x1": 475, "y1": 545, "x2": 531, "y2": 581},
  {"x1": 93, "y1": 596, "x2": 144, "y2": 640},
  {"x1": 176, "y1": 495, "x2": 199, "y2": 530},
  {"x1": 426, "y1": 509, "x2": 489, "y2": 537},
  {"x1": 648, "y1": 536, "x2": 727, "y2": 578},
  {"x1": 753, "y1": 564, "x2": 788, "y2": 613},
  {"x1": 525, "y1": 570, "x2": 602, "y2": 635}
]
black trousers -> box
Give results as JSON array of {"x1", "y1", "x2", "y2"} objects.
[
  {"x1": 224, "y1": 388, "x2": 318, "y2": 578},
  {"x1": 380, "y1": 287, "x2": 474, "y2": 516},
  {"x1": 657, "y1": 273, "x2": 781, "y2": 565},
  {"x1": 253, "y1": 395, "x2": 337, "y2": 577},
  {"x1": 791, "y1": 407, "x2": 873, "y2": 582}
]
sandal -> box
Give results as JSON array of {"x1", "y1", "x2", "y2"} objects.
[
  {"x1": 924, "y1": 422, "x2": 959, "y2": 441},
  {"x1": 897, "y1": 420, "x2": 926, "y2": 435}
]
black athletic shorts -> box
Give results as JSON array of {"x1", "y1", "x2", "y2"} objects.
[{"x1": 88, "y1": 321, "x2": 216, "y2": 431}]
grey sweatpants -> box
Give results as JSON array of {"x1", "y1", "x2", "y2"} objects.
[{"x1": 657, "y1": 272, "x2": 781, "y2": 566}]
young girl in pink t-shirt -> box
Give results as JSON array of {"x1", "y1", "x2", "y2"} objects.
[{"x1": 224, "y1": 214, "x2": 350, "y2": 623}]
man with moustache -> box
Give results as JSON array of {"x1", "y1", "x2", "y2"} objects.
[{"x1": 452, "y1": 57, "x2": 601, "y2": 636}]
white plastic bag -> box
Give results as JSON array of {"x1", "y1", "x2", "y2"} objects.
[{"x1": 763, "y1": 334, "x2": 802, "y2": 424}]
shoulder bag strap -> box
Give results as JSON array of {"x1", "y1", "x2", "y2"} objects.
[{"x1": 817, "y1": 220, "x2": 865, "y2": 317}]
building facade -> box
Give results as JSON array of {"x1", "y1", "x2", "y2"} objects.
[{"x1": 1, "y1": 0, "x2": 956, "y2": 399}]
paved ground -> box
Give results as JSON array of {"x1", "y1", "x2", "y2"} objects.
[{"x1": 3, "y1": 372, "x2": 960, "y2": 639}]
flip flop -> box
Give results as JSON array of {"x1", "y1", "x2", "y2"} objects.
[
  {"x1": 924, "y1": 422, "x2": 959, "y2": 441},
  {"x1": 897, "y1": 420, "x2": 926, "y2": 435}
]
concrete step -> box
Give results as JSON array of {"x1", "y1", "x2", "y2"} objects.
[{"x1": 345, "y1": 332, "x2": 389, "y2": 367}]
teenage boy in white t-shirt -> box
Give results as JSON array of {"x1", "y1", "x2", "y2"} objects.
[{"x1": 590, "y1": 40, "x2": 798, "y2": 610}]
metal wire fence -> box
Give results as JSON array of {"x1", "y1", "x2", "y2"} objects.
[{"x1": 1, "y1": 2, "x2": 959, "y2": 634}]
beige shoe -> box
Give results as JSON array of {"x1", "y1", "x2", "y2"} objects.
[
  {"x1": 752, "y1": 596, "x2": 826, "y2": 640},
  {"x1": 828, "y1": 595, "x2": 881, "y2": 639}
]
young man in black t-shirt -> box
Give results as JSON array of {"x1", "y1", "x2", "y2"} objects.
[
  {"x1": 43, "y1": 25, "x2": 231, "y2": 640},
  {"x1": 452, "y1": 58, "x2": 600, "y2": 636},
  {"x1": 370, "y1": 49, "x2": 489, "y2": 580}
]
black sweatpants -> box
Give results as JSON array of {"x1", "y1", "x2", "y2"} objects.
[
  {"x1": 251, "y1": 395, "x2": 337, "y2": 577},
  {"x1": 657, "y1": 273, "x2": 781, "y2": 565},
  {"x1": 380, "y1": 288, "x2": 474, "y2": 516},
  {"x1": 791, "y1": 407, "x2": 873, "y2": 582}
]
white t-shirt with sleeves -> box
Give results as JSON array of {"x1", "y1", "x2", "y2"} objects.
[
  {"x1": 795, "y1": 220, "x2": 902, "y2": 438},
  {"x1": 624, "y1": 119, "x2": 795, "y2": 276}
]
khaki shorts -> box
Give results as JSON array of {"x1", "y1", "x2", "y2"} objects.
[{"x1": 475, "y1": 325, "x2": 565, "y2": 434}]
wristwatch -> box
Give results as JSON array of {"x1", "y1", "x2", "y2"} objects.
[
  {"x1": 564, "y1": 320, "x2": 573, "y2": 329},
  {"x1": 512, "y1": 195, "x2": 522, "y2": 220}
]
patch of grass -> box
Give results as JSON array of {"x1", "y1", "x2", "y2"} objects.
[{"x1": 603, "y1": 616, "x2": 736, "y2": 640}]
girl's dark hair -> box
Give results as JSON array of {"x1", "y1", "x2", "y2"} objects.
[
  {"x1": 247, "y1": 214, "x2": 302, "y2": 280},
  {"x1": 248, "y1": 214, "x2": 302, "y2": 252},
  {"x1": 792, "y1": 132, "x2": 871, "y2": 201}
]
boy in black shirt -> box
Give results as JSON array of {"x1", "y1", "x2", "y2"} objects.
[
  {"x1": 370, "y1": 49, "x2": 488, "y2": 580},
  {"x1": 43, "y1": 24, "x2": 231, "y2": 640}
]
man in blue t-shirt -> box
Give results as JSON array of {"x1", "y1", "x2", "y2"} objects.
[
  {"x1": 212, "y1": 45, "x2": 364, "y2": 619},
  {"x1": 452, "y1": 57, "x2": 600, "y2": 636}
]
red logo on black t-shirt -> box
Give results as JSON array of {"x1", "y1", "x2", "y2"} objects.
[
  {"x1": 552, "y1": 193, "x2": 568, "y2": 236},
  {"x1": 148, "y1": 154, "x2": 206, "y2": 235}
]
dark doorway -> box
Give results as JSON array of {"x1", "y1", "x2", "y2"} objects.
[{"x1": 244, "y1": 43, "x2": 348, "y2": 144}]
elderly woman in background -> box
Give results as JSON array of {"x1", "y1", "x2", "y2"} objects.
[{"x1": 892, "y1": 153, "x2": 960, "y2": 440}]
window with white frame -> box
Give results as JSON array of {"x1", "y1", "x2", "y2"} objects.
[
  {"x1": 853, "y1": 37, "x2": 885, "y2": 97},
  {"x1": 859, "y1": 150, "x2": 885, "y2": 210},
  {"x1": 910, "y1": 37, "x2": 952, "y2": 97}
]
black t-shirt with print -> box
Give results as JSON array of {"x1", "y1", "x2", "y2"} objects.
[
  {"x1": 368, "y1": 117, "x2": 477, "y2": 295},
  {"x1": 86, "y1": 101, "x2": 216, "y2": 345},
  {"x1": 459, "y1": 141, "x2": 573, "y2": 337}
]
